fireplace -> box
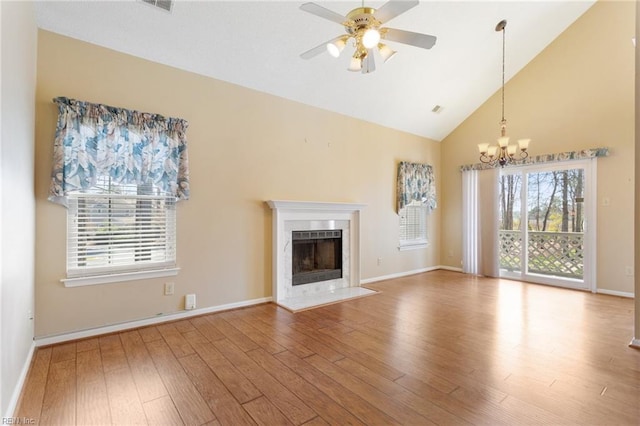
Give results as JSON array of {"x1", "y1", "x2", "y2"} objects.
[
  {"x1": 292, "y1": 230, "x2": 342, "y2": 286},
  {"x1": 267, "y1": 200, "x2": 375, "y2": 311}
]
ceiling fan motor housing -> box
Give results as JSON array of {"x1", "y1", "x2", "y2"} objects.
[{"x1": 345, "y1": 7, "x2": 380, "y2": 34}]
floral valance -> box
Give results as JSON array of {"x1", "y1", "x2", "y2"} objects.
[
  {"x1": 48, "y1": 97, "x2": 190, "y2": 206},
  {"x1": 397, "y1": 161, "x2": 437, "y2": 212},
  {"x1": 459, "y1": 147, "x2": 609, "y2": 171}
]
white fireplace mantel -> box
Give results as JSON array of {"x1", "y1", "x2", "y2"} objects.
[
  {"x1": 267, "y1": 200, "x2": 373, "y2": 311},
  {"x1": 267, "y1": 200, "x2": 367, "y2": 212}
]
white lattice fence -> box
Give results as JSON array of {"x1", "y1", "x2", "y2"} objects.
[
  {"x1": 499, "y1": 230, "x2": 521, "y2": 271},
  {"x1": 499, "y1": 231, "x2": 583, "y2": 279}
]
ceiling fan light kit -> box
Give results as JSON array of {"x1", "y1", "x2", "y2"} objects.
[
  {"x1": 378, "y1": 43, "x2": 397, "y2": 62},
  {"x1": 478, "y1": 19, "x2": 531, "y2": 167},
  {"x1": 300, "y1": 0, "x2": 437, "y2": 74},
  {"x1": 327, "y1": 36, "x2": 348, "y2": 57},
  {"x1": 362, "y1": 28, "x2": 381, "y2": 48},
  {"x1": 348, "y1": 56, "x2": 362, "y2": 72}
]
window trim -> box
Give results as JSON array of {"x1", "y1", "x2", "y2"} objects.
[
  {"x1": 398, "y1": 240, "x2": 429, "y2": 251},
  {"x1": 61, "y1": 267, "x2": 180, "y2": 287}
]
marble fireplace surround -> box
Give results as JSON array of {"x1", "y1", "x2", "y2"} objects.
[{"x1": 267, "y1": 200, "x2": 376, "y2": 312}]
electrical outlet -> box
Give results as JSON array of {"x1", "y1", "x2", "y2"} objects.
[
  {"x1": 602, "y1": 197, "x2": 610, "y2": 206},
  {"x1": 185, "y1": 294, "x2": 196, "y2": 310},
  {"x1": 377, "y1": 257, "x2": 382, "y2": 266},
  {"x1": 164, "y1": 282, "x2": 174, "y2": 296},
  {"x1": 448, "y1": 249, "x2": 454, "y2": 258},
  {"x1": 625, "y1": 266, "x2": 633, "y2": 277}
]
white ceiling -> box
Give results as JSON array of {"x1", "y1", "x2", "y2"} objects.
[{"x1": 33, "y1": 0, "x2": 595, "y2": 141}]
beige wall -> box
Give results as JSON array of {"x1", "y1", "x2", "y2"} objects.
[
  {"x1": 1, "y1": 1, "x2": 37, "y2": 416},
  {"x1": 440, "y1": 0, "x2": 635, "y2": 295},
  {"x1": 35, "y1": 31, "x2": 441, "y2": 338}
]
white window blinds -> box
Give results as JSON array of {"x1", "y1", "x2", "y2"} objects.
[
  {"x1": 399, "y1": 201, "x2": 428, "y2": 249},
  {"x1": 66, "y1": 183, "x2": 176, "y2": 278}
]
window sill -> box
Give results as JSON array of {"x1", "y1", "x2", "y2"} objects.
[
  {"x1": 398, "y1": 241, "x2": 429, "y2": 251},
  {"x1": 62, "y1": 267, "x2": 180, "y2": 287}
]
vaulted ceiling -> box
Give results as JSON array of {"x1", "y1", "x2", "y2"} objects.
[{"x1": 34, "y1": 0, "x2": 596, "y2": 141}]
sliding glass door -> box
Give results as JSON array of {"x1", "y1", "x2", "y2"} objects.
[{"x1": 498, "y1": 160, "x2": 595, "y2": 290}]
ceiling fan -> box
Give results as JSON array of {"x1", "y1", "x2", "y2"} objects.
[{"x1": 299, "y1": 0, "x2": 437, "y2": 74}]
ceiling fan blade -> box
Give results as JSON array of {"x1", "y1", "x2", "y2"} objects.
[
  {"x1": 383, "y1": 27, "x2": 437, "y2": 49},
  {"x1": 374, "y1": 0, "x2": 419, "y2": 24},
  {"x1": 300, "y1": 2, "x2": 346, "y2": 25},
  {"x1": 300, "y1": 36, "x2": 343, "y2": 59},
  {"x1": 362, "y1": 51, "x2": 376, "y2": 74},
  {"x1": 300, "y1": 42, "x2": 329, "y2": 60}
]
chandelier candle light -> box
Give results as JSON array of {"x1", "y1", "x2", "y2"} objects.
[{"x1": 478, "y1": 19, "x2": 530, "y2": 167}]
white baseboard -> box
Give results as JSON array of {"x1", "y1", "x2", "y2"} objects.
[
  {"x1": 438, "y1": 265, "x2": 463, "y2": 273},
  {"x1": 34, "y1": 296, "x2": 272, "y2": 347},
  {"x1": 360, "y1": 265, "x2": 463, "y2": 285},
  {"x1": 5, "y1": 341, "x2": 36, "y2": 418},
  {"x1": 596, "y1": 289, "x2": 635, "y2": 298},
  {"x1": 629, "y1": 338, "x2": 640, "y2": 349}
]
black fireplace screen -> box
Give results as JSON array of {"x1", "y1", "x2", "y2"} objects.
[{"x1": 292, "y1": 230, "x2": 342, "y2": 286}]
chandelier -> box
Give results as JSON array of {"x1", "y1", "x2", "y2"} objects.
[{"x1": 478, "y1": 19, "x2": 530, "y2": 167}]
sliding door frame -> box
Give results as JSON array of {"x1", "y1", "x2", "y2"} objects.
[{"x1": 498, "y1": 159, "x2": 597, "y2": 292}]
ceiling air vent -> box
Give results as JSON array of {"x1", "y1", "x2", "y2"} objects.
[{"x1": 141, "y1": 0, "x2": 173, "y2": 13}]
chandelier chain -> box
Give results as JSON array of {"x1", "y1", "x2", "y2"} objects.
[{"x1": 501, "y1": 23, "x2": 505, "y2": 124}]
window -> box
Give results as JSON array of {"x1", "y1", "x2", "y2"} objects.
[
  {"x1": 399, "y1": 200, "x2": 428, "y2": 250},
  {"x1": 396, "y1": 161, "x2": 436, "y2": 251},
  {"x1": 48, "y1": 98, "x2": 189, "y2": 286},
  {"x1": 66, "y1": 178, "x2": 176, "y2": 281}
]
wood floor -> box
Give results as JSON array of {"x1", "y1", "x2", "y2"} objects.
[{"x1": 15, "y1": 271, "x2": 640, "y2": 425}]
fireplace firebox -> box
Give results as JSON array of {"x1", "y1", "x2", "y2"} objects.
[{"x1": 292, "y1": 230, "x2": 342, "y2": 286}]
